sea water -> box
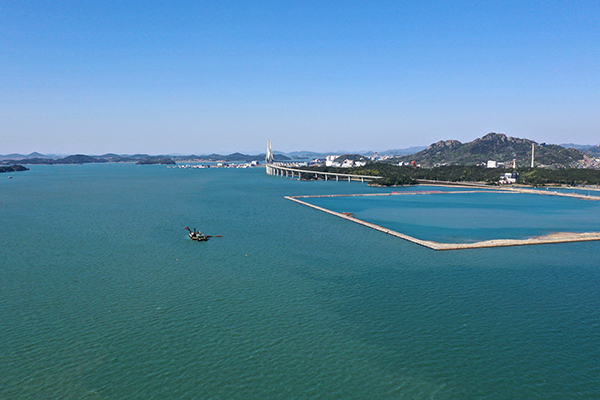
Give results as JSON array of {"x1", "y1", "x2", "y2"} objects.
[
  {"x1": 1, "y1": 164, "x2": 599, "y2": 399},
  {"x1": 304, "y1": 189, "x2": 600, "y2": 243}
]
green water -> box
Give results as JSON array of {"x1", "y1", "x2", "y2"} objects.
[{"x1": 1, "y1": 164, "x2": 599, "y2": 399}]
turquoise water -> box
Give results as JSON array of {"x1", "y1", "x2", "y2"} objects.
[
  {"x1": 1, "y1": 164, "x2": 600, "y2": 399},
  {"x1": 531, "y1": 186, "x2": 600, "y2": 196},
  {"x1": 304, "y1": 189, "x2": 600, "y2": 243}
]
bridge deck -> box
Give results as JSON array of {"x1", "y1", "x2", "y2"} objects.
[{"x1": 266, "y1": 163, "x2": 381, "y2": 181}]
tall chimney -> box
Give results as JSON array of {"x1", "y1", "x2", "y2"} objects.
[{"x1": 531, "y1": 143, "x2": 535, "y2": 168}]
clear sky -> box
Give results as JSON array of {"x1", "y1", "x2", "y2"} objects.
[{"x1": 2, "y1": 1, "x2": 599, "y2": 155}]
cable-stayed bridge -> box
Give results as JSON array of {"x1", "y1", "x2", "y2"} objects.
[{"x1": 264, "y1": 140, "x2": 381, "y2": 182}]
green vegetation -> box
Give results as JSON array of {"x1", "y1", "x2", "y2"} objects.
[
  {"x1": 296, "y1": 162, "x2": 600, "y2": 187},
  {"x1": 58, "y1": 154, "x2": 106, "y2": 164},
  {"x1": 297, "y1": 163, "x2": 415, "y2": 185},
  {"x1": 518, "y1": 168, "x2": 600, "y2": 186},
  {"x1": 301, "y1": 164, "x2": 508, "y2": 185}
]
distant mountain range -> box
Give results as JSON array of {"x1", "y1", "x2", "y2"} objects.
[
  {"x1": 0, "y1": 147, "x2": 426, "y2": 164},
  {"x1": 560, "y1": 143, "x2": 594, "y2": 151},
  {"x1": 581, "y1": 145, "x2": 600, "y2": 157},
  {"x1": 392, "y1": 133, "x2": 589, "y2": 168},
  {"x1": 283, "y1": 146, "x2": 427, "y2": 158},
  {"x1": 559, "y1": 143, "x2": 600, "y2": 157},
  {"x1": 2, "y1": 139, "x2": 597, "y2": 166},
  {"x1": 0, "y1": 152, "x2": 49, "y2": 160},
  {"x1": 0, "y1": 152, "x2": 291, "y2": 165}
]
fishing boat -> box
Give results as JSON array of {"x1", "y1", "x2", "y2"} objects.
[{"x1": 184, "y1": 226, "x2": 208, "y2": 241}]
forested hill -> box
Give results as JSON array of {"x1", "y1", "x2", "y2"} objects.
[{"x1": 391, "y1": 133, "x2": 585, "y2": 168}]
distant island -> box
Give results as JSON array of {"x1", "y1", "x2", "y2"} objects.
[
  {"x1": 0, "y1": 152, "x2": 291, "y2": 165},
  {"x1": 0, "y1": 164, "x2": 28, "y2": 173},
  {"x1": 136, "y1": 157, "x2": 176, "y2": 165}
]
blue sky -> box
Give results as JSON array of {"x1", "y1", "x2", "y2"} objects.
[{"x1": 1, "y1": 0, "x2": 599, "y2": 154}]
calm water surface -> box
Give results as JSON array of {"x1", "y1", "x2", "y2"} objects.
[
  {"x1": 304, "y1": 190, "x2": 600, "y2": 243},
  {"x1": 1, "y1": 164, "x2": 599, "y2": 399}
]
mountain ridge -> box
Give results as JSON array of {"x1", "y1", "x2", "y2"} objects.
[{"x1": 392, "y1": 133, "x2": 587, "y2": 168}]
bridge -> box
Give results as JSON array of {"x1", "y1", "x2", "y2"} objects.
[{"x1": 265, "y1": 140, "x2": 381, "y2": 183}]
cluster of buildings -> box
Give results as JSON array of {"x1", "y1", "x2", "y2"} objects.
[
  {"x1": 271, "y1": 155, "x2": 380, "y2": 169},
  {"x1": 574, "y1": 155, "x2": 600, "y2": 169},
  {"x1": 485, "y1": 160, "x2": 519, "y2": 184},
  {"x1": 170, "y1": 161, "x2": 260, "y2": 169},
  {"x1": 486, "y1": 160, "x2": 517, "y2": 169},
  {"x1": 398, "y1": 161, "x2": 418, "y2": 167},
  {"x1": 324, "y1": 155, "x2": 367, "y2": 168},
  {"x1": 499, "y1": 172, "x2": 519, "y2": 184},
  {"x1": 320, "y1": 152, "x2": 403, "y2": 168}
]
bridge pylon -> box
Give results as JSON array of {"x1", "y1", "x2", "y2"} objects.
[{"x1": 266, "y1": 140, "x2": 274, "y2": 164}]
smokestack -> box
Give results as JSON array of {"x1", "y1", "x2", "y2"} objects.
[{"x1": 531, "y1": 143, "x2": 535, "y2": 168}]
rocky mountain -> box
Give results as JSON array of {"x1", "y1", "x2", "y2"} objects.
[{"x1": 392, "y1": 133, "x2": 586, "y2": 168}]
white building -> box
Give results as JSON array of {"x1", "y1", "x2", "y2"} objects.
[
  {"x1": 500, "y1": 172, "x2": 518, "y2": 184},
  {"x1": 325, "y1": 155, "x2": 338, "y2": 167}
]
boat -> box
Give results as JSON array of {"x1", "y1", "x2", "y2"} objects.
[{"x1": 184, "y1": 226, "x2": 208, "y2": 241}]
